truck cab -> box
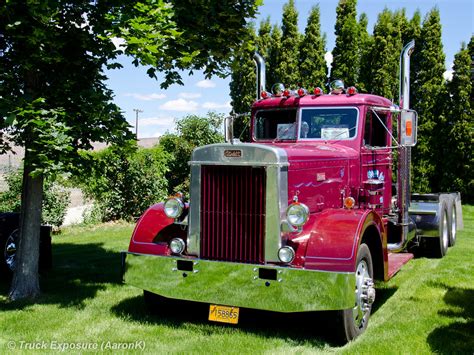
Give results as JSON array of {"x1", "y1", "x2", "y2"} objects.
[{"x1": 121, "y1": 42, "x2": 462, "y2": 343}]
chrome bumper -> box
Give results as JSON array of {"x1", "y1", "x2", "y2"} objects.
[{"x1": 122, "y1": 252, "x2": 355, "y2": 312}]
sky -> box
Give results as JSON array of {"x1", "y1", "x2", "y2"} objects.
[{"x1": 104, "y1": 0, "x2": 473, "y2": 139}]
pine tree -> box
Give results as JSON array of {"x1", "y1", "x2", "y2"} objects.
[
  {"x1": 267, "y1": 24, "x2": 282, "y2": 86},
  {"x1": 357, "y1": 13, "x2": 373, "y2": 92},
  {"x1": 229, "y1": 24, "x2": 256, "y2": 139},
  {"x1": 299, "y1": 5, "x2": 327, "y2": 89},
  {"x1": 440, "y1": 43, "x2": 473, "y2": 201},
  {"x1": 411, "y1": 8, "x2": 447, "y2": 193},
  {"x1": 274, "y1": 0, "x2": 300, "y2": 88},
  {"x1": 331, "y1": 0, "x2": 360, "y2": 86}
]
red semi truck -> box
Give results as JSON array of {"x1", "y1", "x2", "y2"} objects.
[{"x1": 121, "y1": 41, "x2": 463, "y2": 342}]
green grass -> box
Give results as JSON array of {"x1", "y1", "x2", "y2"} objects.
[{"x1": 1, "y1": 207, "x2": 473, "y2": 354}]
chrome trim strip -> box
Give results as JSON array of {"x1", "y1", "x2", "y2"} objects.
[
  {"x1": 123, "y1": 253, "x2": 355, "y2": 312},
  {"x1": 189, "y1": 161, "x2": 288, "y2": 167}
]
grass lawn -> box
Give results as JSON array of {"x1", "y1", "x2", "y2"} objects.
[{"x1": 1, "y1": 206, "x2": 473, "y2": 354}]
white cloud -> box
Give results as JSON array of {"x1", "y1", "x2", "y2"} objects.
[
  {"x1": 202, "y1": 101, "x2": 232, "y2": 110},
  {"x1": 111, "y1": 37, "x2": 127, "y2": 50},
  {"x1": 443, "y1": 70, "x2": 454, "y2": 81},
  {"x1": 179, "y1": 92, "x2": 202, "y2": 99},
  {"x1": 160, "y1": 98, "x2": 199, "y2": 111},
  {"x1": 139, "y1": 116, "x2": 175, "y2": 127},
  {"x1": 196, "y1": 79, "x2": 216, "y2": 88},
  {"x1": 324, "y1": 51, "x2": 333, "y2": 68},
  {"x1": 124, "y1": 93, "x2": 167, "y2": 101}
]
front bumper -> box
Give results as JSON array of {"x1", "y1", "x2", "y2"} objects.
[{"x1": 122, "y1": 252, "x2": 355, "y2": 313}]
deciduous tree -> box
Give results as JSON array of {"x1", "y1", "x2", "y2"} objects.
[{"x1": 0, "y1": 0, "x2": 259, "y2": 300}]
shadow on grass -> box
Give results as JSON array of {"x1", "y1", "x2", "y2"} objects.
[
  {"x1": 0, "y1": 242, "x2": 122, "y2": 310},
  {"x1": 371, "y1": 285, "x2": 398, "y2": 315},
  {"x1": 112, "y1": 294, "x2": 344, "y2": 347},
  {"x1": 427, "y1": 283, "x2": 474, "y2": 353}
]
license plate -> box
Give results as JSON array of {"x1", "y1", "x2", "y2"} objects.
[{"x1": 208, "y1": 304, "x2": 239, "y2": 324}]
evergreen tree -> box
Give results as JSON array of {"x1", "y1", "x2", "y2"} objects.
[
  {"x1": 440, "y1": 43, "x2": 473, "y2": 201},
  {"x1": 331, "y1": 0, "x2": 360, "y2": 86},
  {"x1": 403, "y1": 11, "x2": 422, "y2": 107},
  {"x1": 275, "y1": 0, "x2": 300, "y2": 88},
  {"x1": 357, "y1": 13, "x2": 373, "y2": 92},
  {"x1": 468, "y1": 35, "x2": 474, "y2": 103},
  {"x1": 299, "y1": 5, "x2": 327, "y2": 89},
  {"x1": 267, "y1": 24, "x2": 283, "y2": 86},
  {"x1": 411, "y1": 8, "x2": 446, "y2": 193},
  {"x1": 256, "y1": 18, "x2": 273, "y2": 91},
  {"x1": 229, "y1": 24, "x2": 256, "y2": 140},
  {"x1": 256, "y1": 17, "x2": 272, "y2": 62},
  {"x1": 370, "y1": 9, "x2": 402, "y2": 100}
]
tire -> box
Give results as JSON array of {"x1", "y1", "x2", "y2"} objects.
[
  {"x1": 1, "y1": 229, "x2": 18, "y2": 278},
  {"x1": 447, "y1": 202, "x2": 457, "y2": 247},
  {"x1": 336, "y1": 243, "x2": 376, "y2": 343},
  {"x1": 428, "y1": 203, "x2": 449, "y2": 258}
]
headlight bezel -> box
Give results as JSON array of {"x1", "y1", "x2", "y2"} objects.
[
  {"x1": 286, "y1": 202, "x2": 309, "y2": 227},
  {"x1": 169, "y1": 238, "x2": 186, "y2": 254},
  {"x1": 164, "y1": 197, "x2": 185, "y2": 219}
]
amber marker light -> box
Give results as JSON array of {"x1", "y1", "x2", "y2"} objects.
[{"x1": 344, "y1": 196, "x2": 356, "y2": 209}]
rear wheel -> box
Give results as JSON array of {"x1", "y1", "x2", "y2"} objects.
[
  {"x1": 448, "y1": 203, "x2": 457, "y2": 247},
  {"x1": 1, "y1": 229, "x2": 18, "y2": 276},
  {"x1": 336, "y1": 243, "x2": 376, "y2": 343},
  {"x1": 428, "y1": 203, "x2": 449, "y2": 258}
]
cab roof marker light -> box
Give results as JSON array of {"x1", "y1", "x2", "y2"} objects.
[{"x1": 313, "y1": 87, "x2": 324, "y2": 96}]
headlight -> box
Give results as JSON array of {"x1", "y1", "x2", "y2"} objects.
[
  {"x1": 169, "y1": 238, "x2": 186, "y2": 254},
  {"x1": 286, "y1": 202, "x2": 309, "y2": 227},
  {"x1": 278, "y1": 246, "x2": 295, "y2": 263},
  {"x1": 164, "y1": 197, "x2": 184, "y2": 219}
]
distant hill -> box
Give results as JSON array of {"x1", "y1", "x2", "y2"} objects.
[{"x1": 0, "y1": 137, "x2": 160, "y2": 172}]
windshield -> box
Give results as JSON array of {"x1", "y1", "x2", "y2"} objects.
[
  {"x1": 254, "y1": 109, "x2": 297, "y2": 140},
  {"x1": 300, "y1": 107, "x2": 358, "y2": 140}
]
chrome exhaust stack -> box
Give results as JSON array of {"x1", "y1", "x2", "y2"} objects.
[
  {"x1": 253, "y1": 52, "x2": 266, "y2": 100},
  {"x1": 389, "y1": 40, "x2": 415, "y2": 252}
]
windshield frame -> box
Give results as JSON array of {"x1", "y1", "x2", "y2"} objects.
[{"x1": 297, "y1": 106, "x2": 360, "y2": 142}]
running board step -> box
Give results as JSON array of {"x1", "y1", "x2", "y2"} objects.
[{"x1": 387, "y1": 252, "x2": 414, "y2": 279}]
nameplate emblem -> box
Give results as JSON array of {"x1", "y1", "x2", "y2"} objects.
[{"x1": 224, "y1": 150, "x2": 242, "y2": 158}]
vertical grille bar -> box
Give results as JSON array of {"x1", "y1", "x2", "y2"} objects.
[{"x1": 200, "y1": 165, "x2": 266, "y2": 264}]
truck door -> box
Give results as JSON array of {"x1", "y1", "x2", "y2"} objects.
[{"x1": 361, "y1": 109, "x2": 393, "y2": 215}]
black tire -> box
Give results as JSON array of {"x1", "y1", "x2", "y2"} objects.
[
  {"x1": 447, "y1": 202, "x2": 457, "y2": 247},
  {"x1": 335, "y1": 243, "x2": 375, "y2": 343},
  {"x1": 427, "y1": 203, "x2": 449, "y2": 258},
  {"x1": 1, "y1": 229, "x2": 18, "y2": 278}
]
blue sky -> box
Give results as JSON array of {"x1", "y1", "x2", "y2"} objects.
[{"x1": 105, "y1": 0, "x2": 473, "y2": 139}]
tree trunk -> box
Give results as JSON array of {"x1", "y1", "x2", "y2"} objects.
[{"x1": 9, "y1": 147, "x2": 44, "y2": 300}]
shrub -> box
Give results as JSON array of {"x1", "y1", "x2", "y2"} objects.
[
  {"x1": 75, "y1": 142, "x2": 170, "y2": 222},
  {"x1": 0, "y1": 167, "x2": 71, "y2": 228}
]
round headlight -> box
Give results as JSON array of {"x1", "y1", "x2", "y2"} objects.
[
  {"x1": 286, "y1": 202, "x2": 309, "y2": 227},
  {"x1": 169, "y1": 238, "x2": 186, "y2": 254},
  {"x1": 278, "y1": 246, "x2": 295, "y2": 263},
  {"x1": 164, "y1": 197, "x2": 184, "y2": 219}
]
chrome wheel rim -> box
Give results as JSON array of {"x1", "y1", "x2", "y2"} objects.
[
  {"x1": 442, "y1": 212, "x2": 449, "y2": 251},
  {"x1": 451, "y1": 207, "x2": 456, "y2": 243},
  {"x1": 4, "y1": 230, "x2": 18, "y2": 271},
  {"x1": 353, "y1": 260, "x2": 375, "y2": 329}
]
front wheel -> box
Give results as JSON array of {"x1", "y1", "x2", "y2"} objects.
[{"x1": 336, "y1": 243, "x2": 376, "y2": 343}]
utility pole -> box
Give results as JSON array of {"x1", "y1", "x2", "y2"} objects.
[{"x1": 133, "y1": 108, "x2": 143, "y2": 139}]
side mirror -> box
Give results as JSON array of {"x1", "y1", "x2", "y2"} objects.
[{"x1": 400, "y1": 110, "x2": 417, "y2": 146}]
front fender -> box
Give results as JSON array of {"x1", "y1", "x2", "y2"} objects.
[
  {"x1": 302, "y1": 208, "x2": 385, "y2": 273},
  {"x1": 128, "y1": 203, "x2": 187, "y2": 255}
]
